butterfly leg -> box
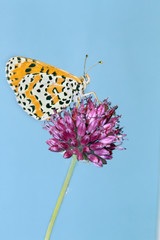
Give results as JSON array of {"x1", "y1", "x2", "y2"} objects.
[
  {"x1": 76, "y1": 92, "x2": 100, "y2": 109},
  {"x1": 76, "y1": 97, "x2": 81, "y2": 108},
  {"x1": 83, "y1": 91, "x2": 101, "y2": 104}
]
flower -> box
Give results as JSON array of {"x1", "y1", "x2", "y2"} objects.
[{"x1": 44, "y1": 97, "x2": 126, "y2": 167}]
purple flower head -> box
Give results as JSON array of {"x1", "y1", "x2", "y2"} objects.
[{"x1": 44, "y1": 97, "x2": 126, "y2": 167}]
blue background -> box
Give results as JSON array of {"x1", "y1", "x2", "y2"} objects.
[{"x1": 0, "y1": 0, "x2": 160, "y2": 239}]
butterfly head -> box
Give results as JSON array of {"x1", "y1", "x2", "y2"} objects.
[
  {"x1": 79, "y1": 73, "x2": 90, "y2": 90},
  {"x1": 83, "y1": 73, "x2": 90, "y2": 87},
  {"x1": 84, "y1": 73, "x2": 90, "y2": 84}
]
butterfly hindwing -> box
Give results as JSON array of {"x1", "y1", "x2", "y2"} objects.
[{"x1": 16, "y1": 73, "x2": 73, "y2": 120}]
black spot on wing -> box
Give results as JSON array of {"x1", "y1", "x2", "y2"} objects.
[
  {"x1": 25, "y1": 68, "x2": 31, "y2": 73},
  {"x1": 31, "y1": 105, "x2": 35, "y2": 112},
  {"x1": 29, "y1": 63, "x2": 36, "y2": 67},
  {"x1": 59, "y1": 101, "x2": 64, "y2": 105},
  {"x1": 40, "y1": 67, "x2": 44, "y2": 73},
  {"x1": 46, "y1": 95, "x2": 52, "y2": 100},
  {"x1": 76, "y1": 83, "x2": 80, "y2": 91},
  {"x1": 27, "y1": 99, "x2": 31, "y2": 104},
  {"x1": 46, "y1": 103, "x2": 51, "y2": 108},
  {"x1": 52, "y1": 88, "x2": 58, "y2": 94}
]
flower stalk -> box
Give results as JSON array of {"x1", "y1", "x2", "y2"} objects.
[{"x1": 45, "y1": 155, "x2": 77, "y2": 240}]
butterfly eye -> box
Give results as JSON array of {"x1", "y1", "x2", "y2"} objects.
[{"x1": 85, "y1": 73, "x2": 90, "y2": 84}]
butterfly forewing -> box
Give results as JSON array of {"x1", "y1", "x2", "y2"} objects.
[{"x1": 6, "y1": 57, "x2": 84, "y2": 120}]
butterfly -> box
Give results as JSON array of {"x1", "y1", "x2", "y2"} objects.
[{"x1": 6, "y1": 55, "x2": 102, "y2": 120}]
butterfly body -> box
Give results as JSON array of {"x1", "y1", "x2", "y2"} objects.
[{"x1": 6, "y1": 57, "x2": 89, "y2": 120}]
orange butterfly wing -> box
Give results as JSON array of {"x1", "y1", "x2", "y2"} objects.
[
  {"x1": 6, "y1": 57, "x2": 84, "y2": 120},
  {"x1": 6, "y1": 56, "x2": 82, "y2": 93}
]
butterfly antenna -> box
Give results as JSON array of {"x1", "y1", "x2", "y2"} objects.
[
  {"x1": 84, "y1": 54, "x2": 88, "y2": 75},
  {"x1": 86, "y1": 60, "x2": 103, "y2": 74}
]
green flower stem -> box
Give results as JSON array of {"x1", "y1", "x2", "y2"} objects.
[{"x1": 45, "y1": 155, "x2": 77, "y2": 240}]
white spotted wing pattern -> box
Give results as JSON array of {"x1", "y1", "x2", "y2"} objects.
[{"x1": 6, "y1": 57, "x2": 87, "y2": 120}]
